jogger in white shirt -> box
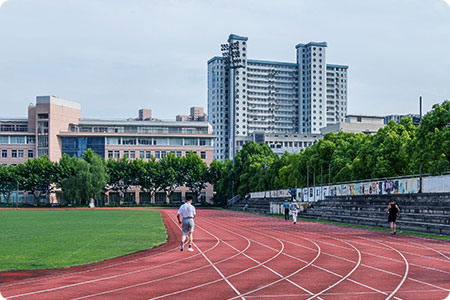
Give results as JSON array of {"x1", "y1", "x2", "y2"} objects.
[
  {"x1": 289, "y1": 200, "x2": 299, "y2": 224},
  {"x1": 177, "y1": 196, "x2": 196, "y2": 252}
]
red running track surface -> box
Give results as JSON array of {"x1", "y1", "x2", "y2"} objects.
[{"x1": 0, "y1": 209, "x2": 449, "y2": 300}]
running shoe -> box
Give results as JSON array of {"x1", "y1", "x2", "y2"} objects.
[{"x1": 187, "y1": 246, "x2": 194, "y2": 252}]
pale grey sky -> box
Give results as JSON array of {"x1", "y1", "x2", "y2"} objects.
[{"x1": 0, "y1": 0, "x2": 449, "y2": 120}]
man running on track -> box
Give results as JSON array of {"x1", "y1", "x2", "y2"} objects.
[
  {"x1": 177, "y1": 195, "x2": 196, "y2": 252},
  {"x1": 289, "y1": 199, "x2": 299, "y2": 224}
]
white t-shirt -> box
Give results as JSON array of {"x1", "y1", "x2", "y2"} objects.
[
  {"x1": 177, "y1": 202, "x2": 196, "y2": 218},
  {"x1": 289, "y1": 202, "x2": 299, "y2": 212}
]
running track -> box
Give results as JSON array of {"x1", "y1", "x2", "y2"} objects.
[{"x1": 1, "y1": 209, "x2": 449, "y2": 300}]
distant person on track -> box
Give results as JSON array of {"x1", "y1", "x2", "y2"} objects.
[
  {"x1": 385, "y1": 199, "x2": 400, "y2": 235},
  {"x1": 289, "y1": 199, "x2": 299, "y2": 224},
  {"x1": 177, "y1": 195, "x2": 196, "y2": 252},
  {"x1": 283, "y1": 200, "x2": 290, "y2": 220}
]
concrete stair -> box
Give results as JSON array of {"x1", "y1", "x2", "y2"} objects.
[{"x1": 300, "y1": 193, "x2": 450, "y2": 235}]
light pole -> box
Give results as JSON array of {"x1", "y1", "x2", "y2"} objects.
[
  {"x1": 221, "y1": 40, "x2": 245, "y2": 159},
  {"x1": 419, "y1": 96, "x2": 423, "y2": 193}
]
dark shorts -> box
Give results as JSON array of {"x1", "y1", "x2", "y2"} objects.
[
  {"x1": 182, "y1": 218, "x2": 195, "y2": 235},
  {"x1": 388, "y1": 213, "x2": 397, "y2": 223}
]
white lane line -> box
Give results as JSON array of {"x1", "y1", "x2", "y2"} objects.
[
  {"x1": 280, "y1": 223, "x2": 450, "y2": 290},
  {"x1": 145, "y1": 216, "x2": 289, "y2": 300},
  {"x1": 70, "y1": 215, "x2": 252, "y2": 300},
  {"x1": 162, "y1": 216, "x2": 243, "y2": 299},
  {"x1": 217, "y1": 218, "x2": 404, "y2": 300},
  {"x1": 356, "y1": 237, "x2": 409, "y2": 300},
  {"x1": 200, "y1": 219, "x2": 322, "y2": 300},
  {"x1": 0, "y1": 210, "x2": 178, "y2": 289},
  {"x1": 222, "y1": 220, "x2": 364, "y2": 300},
  {"x1": 193, "y1": 240, "x2": 244, "y2": 300},
  {"x1": 243, "y1": 289, "x2": 447, "y2": 298},
  {"x1": 5, "y1": 213, "x2": 221, "y2": 299},
  {"x1": 406, "y1": 241, "x2": 450, "y2": 262},
  {"x1": 306, "y1": 239, "x2": 362, "y2": 300}
]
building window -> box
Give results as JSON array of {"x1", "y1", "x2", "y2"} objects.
[
  {"x1": 114, "y1": 150, "x2": 120, "y2": 158},
  {"x1": 176, "y1": 151, "x2": 182, "y2": 157},
  {"x1": 155, "y1": 151, "x2": 160, "y2": 159},
  {"x1": 145, "y1": 150, "x2": 151, "y2": 159},
  {"x1": 200, "y1": 151, "x2": 206, "y2": 159},
  {"x1": 11, "y1": 149, "x2": 17, "y2": 158},
  {"x1": 357, "y1": 116, "x2": 362, "y2": 122},
  {"x1": 161, "y1": 151, "x2": 166, "y2": 158},
  {"x1": 38, "y1": 149, "x2": 48, "y2": 157},
  {"x1": 139, "y1": 150, "x2": 145, "y2": 159},
  {"x1": 123, "y1": 150, "x2": 129, "y2": 158},
  {"x1": 1, "y1": 149, "x2": 7, "y2": 158},
  {"x1": 130, "y1": 151, "x2": 136, "y2": 159},
  {"x1": 108, "y1": 150, "x2": 114, "y2": 158},
  {"x1": 38, "y1": 135, "x2": 48, "y2": 147},
  {"x1": 18, "y1": 149, "x2": 24, "y2": 158}
]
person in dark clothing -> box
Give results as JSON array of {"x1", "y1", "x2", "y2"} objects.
[
  {"x1": 283, "y1": 200, "x2": 290, "y2": 220},
  {"x1": 385, "y1": 199, "x2": 400, "y2": 235}
]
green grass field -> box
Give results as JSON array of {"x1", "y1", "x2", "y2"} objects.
[{"x1": 0, "y1": 210, "x2": 167, "y2": 271}]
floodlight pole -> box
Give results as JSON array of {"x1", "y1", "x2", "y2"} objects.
[{"x1": 419, "y1": 96, "x2": 423, "y2": 193}]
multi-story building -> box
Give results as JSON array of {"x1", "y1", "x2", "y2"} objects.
[
  {"x1": 0, "y1": 96, "x2": 215, "y2": 204},
  {"x1": 176, "y1": 106, "x2": 207, "y2": 122},
  {"x1": 208, "y1": 34, "x2": 348, "y2": 160},
  {"x1": 320, "y1": 115, "x2": 385, "y2": 135}
]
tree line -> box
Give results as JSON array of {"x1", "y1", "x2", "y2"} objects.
[
  {"x1": 0, "y1": 151, "x2": 210, "y2": 206},
  {"x1": 210, "y1": 101, "x2": 450, "y2": 201},
  {"x1": 1, "y1": 100, "x2": 449, "y2": 206}
]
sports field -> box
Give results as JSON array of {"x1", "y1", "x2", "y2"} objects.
[
  {"x1": 1, "y1": 209, "x2": 449, "y2": 300},
  {"x1": 0, "y1": 209, "x2": 166, "y2": 271}
]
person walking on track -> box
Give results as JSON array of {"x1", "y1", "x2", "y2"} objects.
[
  {"x1": 289, "y1": 199, "x2": 299, "y2": 224},
  {"x1": 283, "y1": 200, "x2": 290, "y2": 220},
  {"x1": 385, "y1": 199, "x2": 400, "y2": 235},
  {"x1": 177, "y1": 195, "x2": 196, "y2": 252}
]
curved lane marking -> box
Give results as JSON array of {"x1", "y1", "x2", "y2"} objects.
[{"x1": 198, "y1": 218, "x2": 322, "y2": 300}]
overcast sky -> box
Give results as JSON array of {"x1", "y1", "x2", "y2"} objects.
[{"x1": 0, "y1": 0, "x2": 449, "y2": 120}]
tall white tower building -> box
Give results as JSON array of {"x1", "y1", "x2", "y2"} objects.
[{"x1": 208, "y1": 34, "x2": 348, "y2": 160}]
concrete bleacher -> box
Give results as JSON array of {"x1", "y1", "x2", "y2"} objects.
[
  {"x1": 300, "y1": 193, "x2": 450, "y2": 235},
  {"x1": 231, "y1": 195, "x2": 276, "y2": 214},
  {"x1": 231, "y1": 193, "x2": 450, "y2": 235}
]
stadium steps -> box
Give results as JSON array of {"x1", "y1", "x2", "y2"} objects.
[{"x1": 301, "y1": 193, "x2": 450, "y2": 235}]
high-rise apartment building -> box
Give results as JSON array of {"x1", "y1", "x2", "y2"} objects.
[{"x1": 208, "y1": 34, "x2": 348, "y2": 160}]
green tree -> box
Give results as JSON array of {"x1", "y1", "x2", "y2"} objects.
[
  {"x1": 0, "y1": 165, "x2": 18, "y2": 205},
  {"x1": 414, "y1": 100, "x2": 450, "y2": 174},
  {"x1": 16, "y1": 154, "x2": 55, "y2": 206},
  {"x1": 61, "y1": 150, "x2": 108, "y2": 206},
  {"x1": 182, "y1": 152, "x2": 209, "y2": 200},
  {"x1": 106, "y1": 156, "x2": 133, "y2": 204},
  {"x1": 156, "y1": 153, "x2": 184, "y2": 199}
]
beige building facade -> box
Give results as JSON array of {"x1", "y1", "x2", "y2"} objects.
[{"x1": 0, "y1": 96, "x2": 215, "y2": 204}]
